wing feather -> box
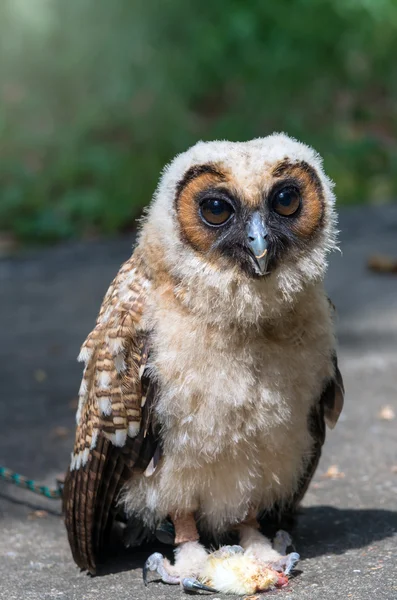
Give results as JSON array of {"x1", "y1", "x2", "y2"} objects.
[
  {"x1": 323, "y1": 355, "x2": 344, "y2": 429},
  {"x1": 63, "y1": 255, "x2": 159, "y2": 573}
]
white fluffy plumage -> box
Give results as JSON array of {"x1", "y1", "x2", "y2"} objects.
[
  {"x1": 122, "y1": 134, "x2": 338, "y2": 531},
  {"x1": 65, "y1": 134, "x2": 343, "y2": 592}
]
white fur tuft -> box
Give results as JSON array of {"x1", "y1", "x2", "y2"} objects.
[
  {"x1": 97, "y1": 371, "x2": 111, "y2": 389},
  {"x1": 77, "y1": 347, "x2": 92, "y2": 363},
  {"x1": 78, "y1": 377, "x2": 88, "y2": 397},
  {"x1": 90, "y1": 429, "x2": 99, "y2": 450},
  {"x1": 97, "y1": 396, "x2": 112, "y2": 416},
  {"x1": 107, "y1": 337, "x2": 124, "y2": 355},
  {"x1": 128, "y1": 421, "x2": 140, "y2": 437},
  {"x1": 75, "y1": 396, "x2": 84, "y2": 424},
  {"x1": 107, "y1": 429, "x2": 127, "y2": 447}
]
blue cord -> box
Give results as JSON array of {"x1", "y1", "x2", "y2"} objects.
[{"x1": 0, "y1": 466, "x2": 62, "y2": 499}]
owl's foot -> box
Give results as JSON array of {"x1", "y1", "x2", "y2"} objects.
[
  {"x1": 143, "y1": 540, "x2": 296, "y2": 595},
  {"x1": 272, "y1": 551, "x2": 300, "y2": 576},
  {"x1": 143, "y1": 552, "x2": 179, "y2": 585},
  {"x1": 143, "y1": 529, "x2": 299, "y2": 594},
  {"x1": 270, "y1": 529, "x2": 300, "y2": 575},
  {"x1": 239, "y1": 525, "x2": 300, "y2": 576},
  {"x1": 143, "y1": 542, "x2": 216, "y2": 592}
]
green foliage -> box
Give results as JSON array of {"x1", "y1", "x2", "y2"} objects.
[{"x1": 1, "y1": 0, "x2": 397, "y2": 242}]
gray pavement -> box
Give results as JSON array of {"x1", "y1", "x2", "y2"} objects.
[{"x1": 0, "y1": 206, "x2": 396, "y2": 600}]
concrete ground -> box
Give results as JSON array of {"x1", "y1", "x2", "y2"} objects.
[{"x1": 0, "y1": 207, "x2": 396, "y2": 600}]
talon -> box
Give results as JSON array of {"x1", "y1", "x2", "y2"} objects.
[
  {"x1": 142, "y1": 552, "x2": 163, "y2": 587},
  {"x1": 272, "y1": 551, "x2": 300, "y2": 575},
  {"x1": 284, "y1": 551, "x2": 300, "y2": 576},
  {"x1": 143, "y1": 563, "x2": 149, "y2": 587},
  {"x1": 182, "y1": 578, "x2": 217, "y2": 593},
  {"x1": 143, "y1": 561, "x2": 150, "y2": 586},
  {"x1": 143, "y1": 552, "x2": 180, "y2": 586},
  {"x1": 143, "y1": 552, "x2": 162, "y2": 586}
]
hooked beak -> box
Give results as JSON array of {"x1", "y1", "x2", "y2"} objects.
[{"x1": 246, "y1": 212, "x2": 269, "y2": 275}]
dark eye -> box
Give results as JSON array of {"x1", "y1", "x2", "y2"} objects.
[
  {"x1": 272, "y1": 187, "x2": 301, "y2": 216},
  {"x1": 200, "y1": 198, "x2": 234, "y2": 226}
]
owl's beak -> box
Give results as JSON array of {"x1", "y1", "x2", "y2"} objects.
[{"x1": 246, "y1": 212, "x2": 269, "y2": 275}]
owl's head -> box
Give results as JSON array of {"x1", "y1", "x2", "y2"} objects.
[{"x1": 140, "y1": 134, "x2": 337, "y2": 322}]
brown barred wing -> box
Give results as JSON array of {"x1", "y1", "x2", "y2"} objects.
[
  {"x1": 62, "y1": 379, "x2": 158, "y2": 574},
  {"x1": 62, "y1": 255, "x2": 159, "y2": 573}
]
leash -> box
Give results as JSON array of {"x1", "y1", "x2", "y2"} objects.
[{"x1": 0, "y1": 466, "x2": 63, "y2": 499}]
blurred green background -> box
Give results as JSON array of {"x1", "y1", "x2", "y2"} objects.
[{"x1": 1, "y1": 0, "x2": 396, "y2": 244}]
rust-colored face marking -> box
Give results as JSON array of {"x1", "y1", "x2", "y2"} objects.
[
  {"x1": 175, "y1": 164, "x2": 229, "y2": 253},
  {"x1": 271, "y1": 159, "x2": 325, "y2": 239},
  {"x1": 175, "y1": 158, "x2": 325, "y2": 272}
]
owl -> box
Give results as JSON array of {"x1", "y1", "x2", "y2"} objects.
[{"x1": 63, "y1": 134, "x2": 344, "y2": 595}]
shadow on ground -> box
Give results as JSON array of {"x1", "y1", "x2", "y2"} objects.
[
  {"x1": 80, "y1": 505, "x2": 397, "y2": 576},
  {"x1": 296, "y1": 506, "x2": 397, "y2": 558}
]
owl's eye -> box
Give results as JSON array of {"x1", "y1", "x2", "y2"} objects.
[
  {"x1": 272, "y1": 187, "x2": 301, "y2": 217},
  {"x1": 200, "y1": 198, "x2": 234, "y2": 226}
]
